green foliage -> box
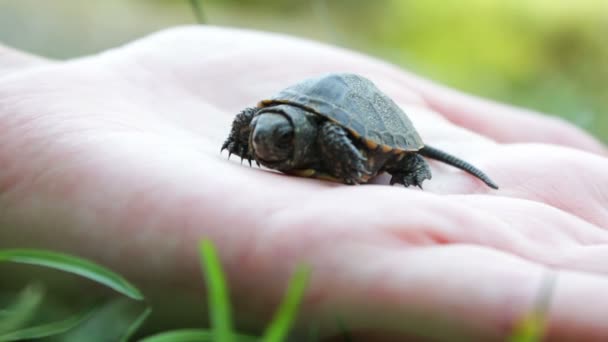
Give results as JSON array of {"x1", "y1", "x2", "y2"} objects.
[
  {"x1": 202, "y1": 0, "x2": 608, "y2": 141},
  {"x1": 508, "y1": 271, "x2": 556, "y2": 342},
  {"x1": 0, "y1": 1, "x2": 603, "y2": 140},
  {"x1": 57, "y1": 299, "x2": 148, "y2": 342},
  {"x1": 198, "y1": 240, "x2": 234, "y2": 342},
  {"x1": 262, "y1": 265, "x2": 310, "y2": 342},
  {"x1": 0, "y1": 249, "x2": 143, "y2": 300},
  {"x1": 509, "y1": 312, "x2": 546, "y2": 342},
  {"x1": 121, "y1": 307, "x2": 152, "y2": 342},
  {"x1": 0, "y1": 284, "x2": 44, "y2": 336},
  {"x1": 0, "y1": 240, "x2": 311, "y2": 341},
  {"x1": 138, "y1": 329, "x2": 257, "y2": 342},
  {"x1": 0, "y1": 241, "x2": 562, "y2": 340},
  {"x1": 138, "y1": 329, "x2": 218, "y2": 342},
  {"x1": 370, "y1": 1, "x2": 607, "y2": 140},
  {"x1": 188, "y1": 0, "x2": 206, "y2": 24},
  {"x1": 0, "y1": 307, "x2": 93, "y2": 342}
]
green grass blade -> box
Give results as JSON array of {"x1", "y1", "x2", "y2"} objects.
[
  {"x1": 336, "y1": 316, "x2": 352, "y2": 342},
  {"x1": 0, "y1": 284, "x2": 44, "y2": 335},
  {"x1": 139, "y1": 329, "x2": 213, "y2": 342},
  {"x1": 119, "y1": 307, "x2": 152, "y2": 342},
  {"x1": 306, "y1": 321, "x2": 320, "y2": 342},
  {"x1": 199, "y1": 240, "x2": 233, "y2": 342},
  {"x1": 138, "y1": 329, "x2": 258, "y2": 342},
  {"x1": 0, "y1": 249, "x2": 143, "y2": 300},
  {"x1": 0, "y1": 307, "x2": 93, "y2": 341},
  {"x1": 262, "y1": 264, "x2": 311, "y2": 342},
  {"x1": 509, "y1": 271, "x2": 556, "y2": 342},
  {"x1": 188, "y1": 0, "x2": 205, "y2": 24},
  {"x1": 60, "y1": 298, "x2": 146, "y2": 342},
  {"x1": 508, "y1": 312, "x2": 545, "y2": 342}
]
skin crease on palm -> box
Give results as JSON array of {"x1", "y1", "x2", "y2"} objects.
[{"x1": 0, "y1": 26, "x2": 607, "y2": 341}]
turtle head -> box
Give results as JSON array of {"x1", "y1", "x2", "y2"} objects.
[
  {"x1": 249, "y1": 105, "x2": 317, "y2": 170},
  {"x1": 250, "y1": 112, "x2": 294, "y2": 163}
]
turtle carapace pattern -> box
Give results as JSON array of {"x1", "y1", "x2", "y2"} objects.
[{"x1": 221, "y1": 73, "x2": 498, "y2": 189}]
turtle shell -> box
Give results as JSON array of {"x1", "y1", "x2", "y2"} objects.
[{"x1": 258, "y1": 73, "x2": 424, "y2": 152}]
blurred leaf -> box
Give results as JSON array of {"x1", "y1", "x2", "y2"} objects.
[
  {"x1": 0, "y1": 307, "x2": 92, "y2": 342},
  {"x1": 306, "y1": 322, "x2": 320, "y2": 342},
  {"x1": 336, "y1": 316, "x2": 352, "y2": 342},
  {"x1": 508, "y1": 271, "x2": 556, "y2": 342},
  {"x1": 262, "y1": 265, "x2": 310, "y2": 342},
  {"x1": 119, "y1": 307, "x2": 152, "y2": 342},
  {"x1": 0, "y1": 284, "x2": 44, "y2": 335},
  {"x1": 58, "y1": 298, "x2": 147, "y2": 342},
  {"x1": 138, "y1": 329, "x2": 258, "y2": 342},
  {"x1": 509, "y1": 312, "x2": 545, "y2": 342},
  {"x1": 0, "y1": 249, "x2": 143, "y2": 300},
  {"x1": 199, "y1": 240, "x2": 234, "y2": 342},
  {"x1": 188, "y1": 0, "x2": 205, "y2": 24}
]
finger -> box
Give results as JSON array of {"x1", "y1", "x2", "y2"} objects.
[
  {"x1": 481, "y1": 144, "x2": 608, "y2": 228},
  {"x1": 117, "y1": 26, "x2": 605, "y2": 156},
  {"x1": 391, "y1": 69, "x2": 607, "y2": 155},
  {"x1": 254, "y1": 183, "x2": 608, "y2": 277},
  {"x1": 392, "y1": 110, "x2": 607, "y2": 228},
  {"x1": 547, "y1": 270, "x2": 608, "y2": 340},
  {"x1": 0, "y1": 44, "x2": 52, "y2": 77},
  {"x1": 307, "y1": 245, "x2": 608, "y2": 340},
  {"x1": 104, "y1": 26, "x2": 427, "y2": 111},
  {"x1": 451, "y1": 194, "x2": 608, "y2": 276},
  {"x1": 256, "y1": 185, "x2": 608, "y2": 340},
  {"x1": 416, "y1": 142, "x2": 608, "y2": 228}
]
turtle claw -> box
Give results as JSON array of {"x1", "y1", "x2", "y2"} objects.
[
  {"x1": 221, "y1": 135, "x2": 253, "y2": 163},
  {"x1": 221, "y1": 139, "x2": 236, "y2": 160},
  {"x1": 240, "y1": 155, "x2": 253, "y2": 166},
  {"x1": 389, "y1": 171, "x2": 429, "y2": 188},
  {"x1": 344, "y1": 178, "x2": 357, "y2": 185},
  {"x1": 221, "y1": 107, "x2": 257, "y2": 163}
]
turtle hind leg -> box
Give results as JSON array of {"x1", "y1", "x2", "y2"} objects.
[
  {"x1": 221, "y1": 107, "x2": 257, "y2": 165},
  {"x1": 318, "y1": 121, "x2": 370, "y2": 184},
  {"x1": 385, "y1": 153, "x2": 432, "y2": 188}
]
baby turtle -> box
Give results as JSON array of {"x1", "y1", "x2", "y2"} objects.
[{"x1": 221, "y1": 73, "x2": 498, "y2": 189}]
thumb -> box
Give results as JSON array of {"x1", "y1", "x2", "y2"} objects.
[{"x1": 0, "y1": 43, "x2": 52, "y2": 77}]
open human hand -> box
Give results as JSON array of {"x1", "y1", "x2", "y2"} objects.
[{"x1": 0, "y1": 26, "x2": 607, "y2": 340}]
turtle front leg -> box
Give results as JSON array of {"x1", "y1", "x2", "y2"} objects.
[
  {"x1": 385, "y1": 153, "x2": 432, "y2": 188},
  {"x1": 318, "y1": 121, "x2": 370, "y2": 184},
  {"x1": 221, "y1": 107, "x2": 257, "y2": 165}
]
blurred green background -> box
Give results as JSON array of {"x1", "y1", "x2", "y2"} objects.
[{"x1": 0, "y1": 0, "x2": 605, "y2": 142}]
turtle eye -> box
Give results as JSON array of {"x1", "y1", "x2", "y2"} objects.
[
  {"x1": 275, "y1": 127, "x2": 294, "y2": 148},
  {"x1": 279, "y1": 130, "x2": 293, "y2": 140}
]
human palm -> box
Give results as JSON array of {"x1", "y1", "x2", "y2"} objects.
[{"x1": 1, "y1": 26, "x2": 607, "y2": 340}]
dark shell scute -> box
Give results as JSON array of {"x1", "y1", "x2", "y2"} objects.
[
  {"x1": 395, "y1": 135, "x2": 408, "y2": 147},
  {"x1": 367, "y1": 131, "x2": 384, "y2": 144},
  {"x1": 382, "y1": 132, "x2": 396, "y2": 146},
  {"x1": 262, "y1": 73, "x2": 424, "y2": 151}
]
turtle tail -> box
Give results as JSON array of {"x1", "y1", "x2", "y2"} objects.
[{"x1": 419, "y1": 145, "x2": 499, "y2": 189}]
